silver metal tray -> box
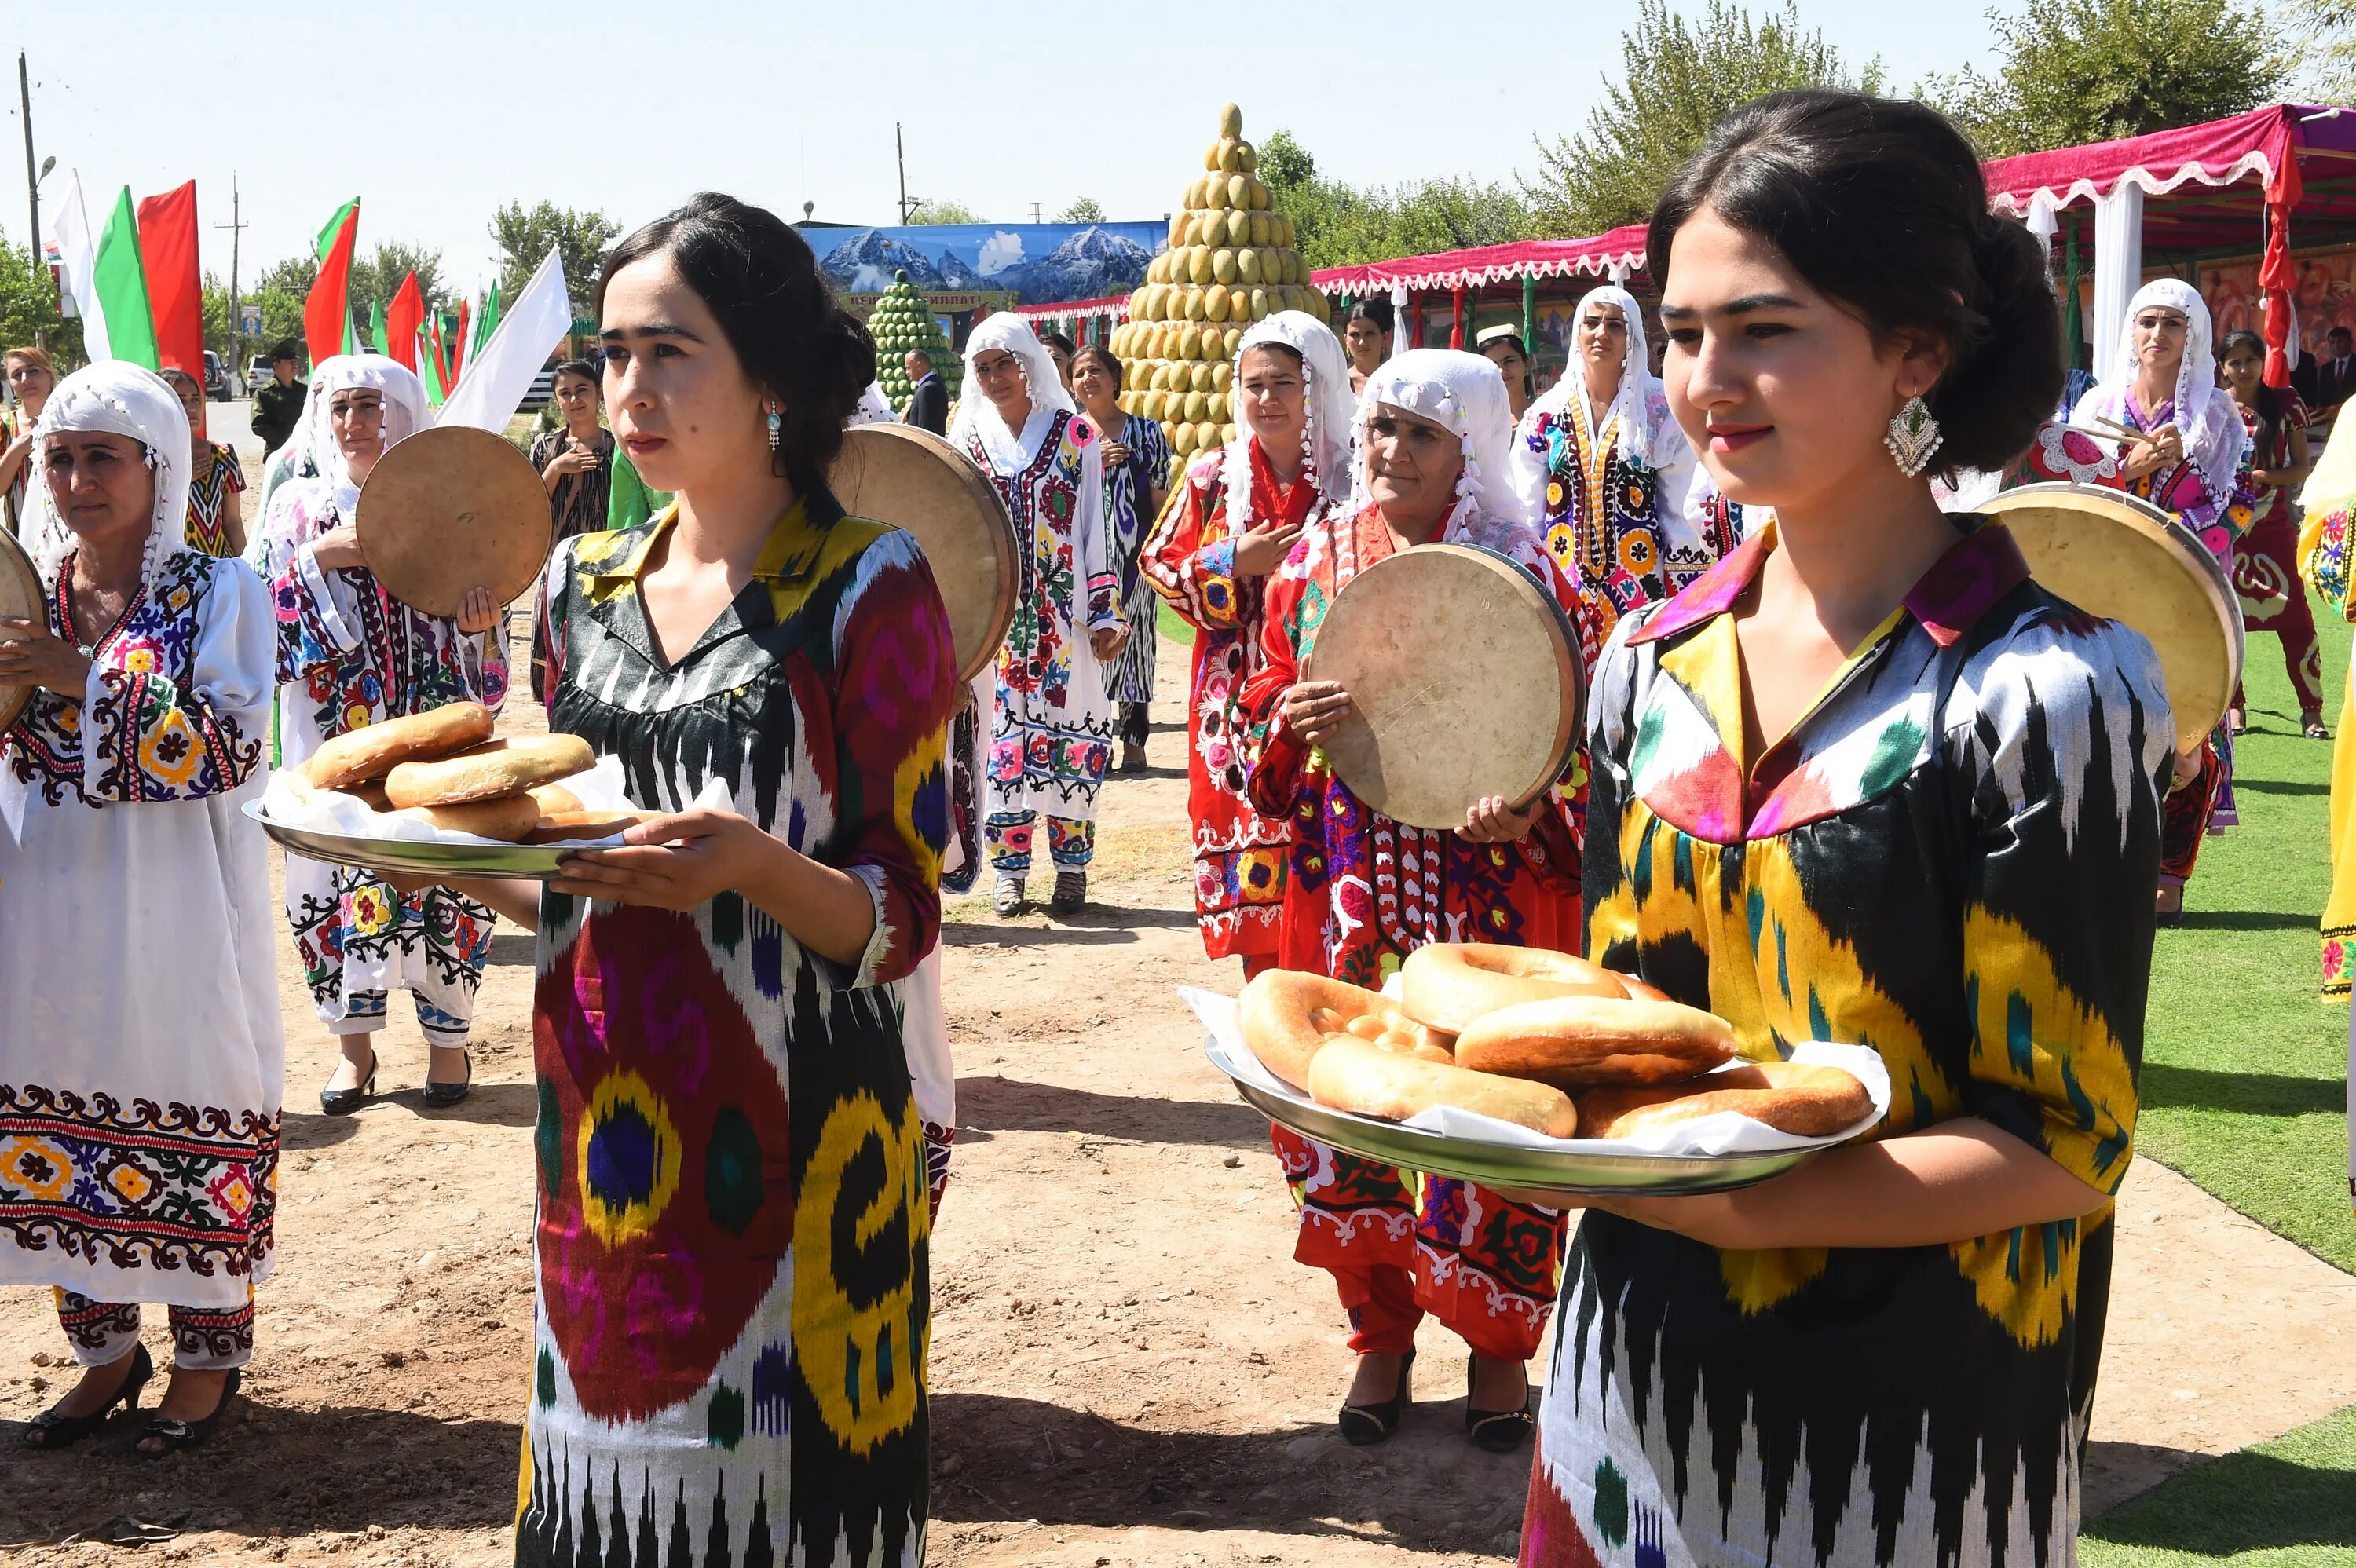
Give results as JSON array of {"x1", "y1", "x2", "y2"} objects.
[
  {"x1": 1211, "y1": 1044, "x2": 1821, "y2": 1197},
  {"x1": 243, "y1": 799, "x2": 578, "y2": 879}
]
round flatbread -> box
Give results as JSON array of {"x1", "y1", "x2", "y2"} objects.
[
  {"x1": 827, "y1": 423, "x2": 1019, "y2": 684},
  {"x1": 354, "y1": 425, "x2": 552, "y2": 618}
]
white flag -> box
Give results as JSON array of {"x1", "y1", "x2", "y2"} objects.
[
  {"x1": 45, "y1": 172, "x2": 108, "y2": 361},
  {"x1": 438, "y1": 248, "x2": 570, "y2": 434}
]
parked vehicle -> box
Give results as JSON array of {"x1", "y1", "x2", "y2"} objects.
[
  {"x1": 203, "y1": 350, "x2": 238, "y2": 400},
  {"x1": 518, "y1": 367, "x2": 558, "y2": 414},
  {"x1": 245, "y1": 355, "x2": 273, "y2": 393}
]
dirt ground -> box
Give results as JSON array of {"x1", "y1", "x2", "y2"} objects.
[{"x1": 5, "y1": 628, "x2": 2356, "y2": 1567}]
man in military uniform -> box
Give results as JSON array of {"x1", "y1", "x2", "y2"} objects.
[{"x1": 251, "y1": 340, "x2": 307, "y2": 457}]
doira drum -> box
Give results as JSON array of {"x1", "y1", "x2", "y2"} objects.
[
  {"x1": 1982, "y1": 482, "x2": 2244, "y2": 751},
  {"x1": 1302, "y1": 543, "x2": 1582, "y2": 831},
  {"x1": 0, "y1": 525, "x2": 41, "y2": 733},
  {"x1": 827, "y1": 422, "x2": 1019, "y2": 685},
  {"x1": 354, "y1": 425, "x2": 552, "y2": 619}
]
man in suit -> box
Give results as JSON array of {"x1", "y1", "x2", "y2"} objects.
[
  {"x1": 902, "y1": 350, "x2": 948, "y2": 436},
  {"x1": 2296, "y1": 325, "x2": 2356, "y2": 412}
]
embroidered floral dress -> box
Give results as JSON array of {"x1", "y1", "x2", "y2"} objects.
[
  {"x1": 183, "y1": 440, "x2": 246, "y2": 557},
  {"x1": 516, "y1": 490, "x2": 956, "y2": 1568},
  {"x1": 1523, "y1": 519, "x2": 2168, "y2": 1567},
  {"x1": 262, "y1": 478, "x2": 508, "y2": 1043},
  {"x1": 963, "y1": 405, "x2": 1120, "y2": 872},
  {"x1": 1235, "y1": 503, "x2": 1583, "y2": 1363},
  {"x1": 1508, "y1": 382, "x2": 1740, "y2": 670},
  {"x1": 1142, "y1": 442, "x2": 1320, "y2": 962},
  {"x1": 0, "y1": 550, "x2": 283, "y2": 1336}
]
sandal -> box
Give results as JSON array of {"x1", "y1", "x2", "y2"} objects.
[
  {"x1": 319, "y1": 1047, "x2": 378, "y2": 1117},
  {"x1": 1048, "y1": 869, "x2": 1087, "y2": 915},
  {"x1": 993, "y1": 875, "x2": 1026, "y2": 917},
  {"x1": 2225, "y1": 707, "x2": 2247, "y2": 736},
  {"x1": 2304, "y1": 711, "x2": 2331, "y2": 740},
  {"x1": 136, "y1": 1368, "x2": 241, "y2": 1458},
  {"x1": 23, "y1": 1344, "x2": 153, "y2": 1450},
  {"x1": 1464, "y1": 1358, "x2": 1535, "y2": 1453},
  {"x1": 1337, "y1": 1348, "x2": 1414, "y2": 1447},
  {"x1": 422, "y1": 1048, "x2": 474, "y2": 1109}
]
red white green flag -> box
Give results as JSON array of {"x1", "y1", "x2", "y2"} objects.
[
  {"x1": 305, "y1": 197, "x2": 361, "y2": 367},
  {"x1": 93, "y1": 185, "x2": 160, "y2": 370}
]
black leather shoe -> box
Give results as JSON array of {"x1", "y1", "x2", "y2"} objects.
[
  {"x1": 421, "y1": 1050, "x2": 473, "y2": 1109},
  {"x1": 1337, "y1": 1348, "x2": 1415, "y2": 1446},
  {"x1": 319, "y1": 1049, "x2": 378, "y2": 1116},
  {"x1": 136, "y1": 1368, "x2": 241, "y2": 1457},
  {"x1": 24, "y1": 1343, "x2": 153, "y2": 1449},
  {"x1": 1465, "y1": 1358, "x2": 1535, "y2": 1452}
]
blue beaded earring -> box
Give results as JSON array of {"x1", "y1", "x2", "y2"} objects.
[{"x1": 766, "y1": 405, "x2": 782, "y2": 450}]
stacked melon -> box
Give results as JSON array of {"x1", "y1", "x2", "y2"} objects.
[
  {"x1": 868, "y1": 271, "x2": 961, "y2": 414},
  {"x1": 1110, "y1": 103, "x2": 1328, "y2": 481}
]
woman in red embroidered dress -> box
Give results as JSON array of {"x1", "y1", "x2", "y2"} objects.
[
  {"x1": 1143, "y1": 310, "x2": 1354, "y2": 970},
  {"x1": 1238, "y1": 348, "x2": 1581, "y2": 1453}
]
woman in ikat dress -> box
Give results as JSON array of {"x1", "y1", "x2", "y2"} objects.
[
  {"x1": 2, "y1": 364, "x2": 281, "y2": 1455},
  {"x1": 375, "y1": 194, "x2": 957, "y2": 1568},
  {"x1": 1516, "y1": 93, "x2": 2169, "y2": 1567}
]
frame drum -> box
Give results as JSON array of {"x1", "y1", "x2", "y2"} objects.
[
  {"x1": 1301, "y1": 543, "x2": 1582, "y2": 831},
  {"x1": 354, "y1": 425, "x2": 553, "y2": 619},
  {"x1": 827, "y1": 423, "x2": 1019, "y2": 685},
  {"x1": 1981, "y1": 482, "x2": 2244, "y2": 751},
  {"x1": 0, "y1": 525, "x2": 41, "y2": 733}
]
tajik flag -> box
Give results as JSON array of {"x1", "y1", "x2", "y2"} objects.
[
  {"x1": 305, "y1": 197, "x2": 361, "y2": 367},
  {"x1": 439, "y1": 249, "x2": 568, "y2": 434},
  {"x1": 45, "y1": 174, "x2": 159, "y2": 367}
]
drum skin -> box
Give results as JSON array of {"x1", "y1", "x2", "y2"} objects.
[
  {"x1": 355, "y1": 426, "x2": 552, "y2": 618},
  {"x1": 826, "y1": 423, "x2": 1019, "y2": 685},
  {"x1": 0, "y1": 525, "x2": 40, "y2": 733},
  {"x1": 1982, "y1": 482, "x2": 2244, "y2": 751},
  {"x1": 1302, "y1": 543, "x2": 1582, "y2": 831}
]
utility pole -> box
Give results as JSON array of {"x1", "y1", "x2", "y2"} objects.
[
  {"x1": 218, "y1": 174, "x2": 247, "y2": 382},
  {"x1": 1030, "y1": 202, "x2": 1043, "y2": 224},
  {"x1": 18, "y1": 53, "x2": 38, "y2": 269},
  {"x1": 896, "y1": 122, "x2": 913, "y2": 224}
]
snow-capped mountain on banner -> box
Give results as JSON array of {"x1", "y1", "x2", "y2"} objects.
[{"x1": 996, "y1": 227, "x2": 1154, "y2": 303}]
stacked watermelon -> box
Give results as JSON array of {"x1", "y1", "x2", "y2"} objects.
[{"x1": 868, "y1": 270, "x2": 960, "y2": 414}]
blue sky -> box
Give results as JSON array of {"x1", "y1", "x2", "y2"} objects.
[{"x1": 4, "y1": 2, "x2": 2002, "y2": 298}]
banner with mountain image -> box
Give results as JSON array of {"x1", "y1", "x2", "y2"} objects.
[{"x1": 807, "y1": 221, "x2": 1165, "y2": 304}]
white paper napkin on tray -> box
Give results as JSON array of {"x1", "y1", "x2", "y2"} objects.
[
  {"x1": 255, "y1": 755, "x2": 726, "y2": 850},
  {"x1": 1183, "y1": 985, "x2": 1891, "y2": 1157}
]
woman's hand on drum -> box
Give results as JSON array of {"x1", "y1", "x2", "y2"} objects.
[
  {"x1": 1458, "y1": 793, "x2": 1538, "y2": 843},
  {"x1": 1089, "y1": 623, "x2": 1132, "y2": 662},
  {"x1": 1281, "y1": 680, "x2": 1352, "y2": 747},
  {"x1": 2170, "y1": 745, "x2": 2205, "y2": 792},
  {"x1": 2119, "y1": 423, "x2": 2182, "y2": 481},
  {"x1": 551, "y1": 807, "x2": 762, "y2": 911},
  {"x1": 0, "y1": 618, "x2": 93, "y2": 696},
  {"x1": 308, "y1": 525, "x2": 367, "y2": 571},
  {"x1": 1231, "y1": 518, "x2": 1305, "y2": 578},
  {"x1": 454, "y1": 586, "x2": 499, "y2": 637}
]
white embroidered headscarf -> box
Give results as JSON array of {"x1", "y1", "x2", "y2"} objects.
[
  {"x1": 2095, "y1": 277, "x2": 2239, "y2": 475},
  {"x1": 1352, "y1": 349, "x2": 1539, "y2": 547},
  {"x1": 949, "y1": 314, "x2": 1075, "y2": 474},
  {"x1": 1525, "y1": 285, "x2": 1669, "y2": 468},
  {"x1": 24, "y1": 361, "x2": 198, "y2": 594},
  {"x1": 1220, "y1": 309, "x2": 1357, "y2": 528},
  {"x1": 254, "y1": 353, "x2": 430, "y2": 565}
]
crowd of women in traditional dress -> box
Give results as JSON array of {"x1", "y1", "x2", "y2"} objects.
[{"x1": 0, "y1": 83, "x2": 2274, "y2": 1566}]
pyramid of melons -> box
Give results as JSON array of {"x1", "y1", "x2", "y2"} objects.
[
  {"x1": 867, "y1": 271, "x2": 961, "y2": 414},
  {"x1": 1110, "y1": 103, "x2": 1329, "y2": 483}
]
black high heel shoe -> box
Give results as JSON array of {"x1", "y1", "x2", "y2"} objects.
[
  {"x1": 23, "y1": 1343, "x2": 153, "y2": 1449},
  {"x1": 421, "y1": 1048, "x2": 473, "y2": 1109},
  {"x1": 319, "y1": 1048, "x2": 378, "y2": 1116},
  {"x1": 1337, "y1": 1348, "x2": 1415, "y2": 1446},
  {"x1": 1464, "y1": 1358, "x2": 1535, "y2": 1452},
  {"x1": 136, "y1": 1368, "x2": 241, "y2": 1457}
]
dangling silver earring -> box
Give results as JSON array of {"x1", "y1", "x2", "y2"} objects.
[
  {"x1": 766, "y1": 406, "x2": 782, "y2": 450},
  {"x1": 1885, "y1": 394, "x2": 1942, "y2": 477}
]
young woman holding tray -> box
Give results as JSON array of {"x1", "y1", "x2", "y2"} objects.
[{"x1": 1516, "y1": 93, "x2": 2170, "y2": 1566}]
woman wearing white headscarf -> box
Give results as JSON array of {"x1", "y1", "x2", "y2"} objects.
[
  {"x1": 1142, "y1": 309, "x2": 1352, "y2": 970},
  {"x1": 0, "y1": 363, "x2": 281, "y2": 1455},
  {"x1": 2076, "y1": 280, "x2": 2252, "y2": 920},
  {"x1": 1508, "y1": 285, "x2": 1740, "y2": 668},
  {"x1": 255, "y1": 353, "x2": 509, "y2": 1111},
  {"x1": 1237, "y1": 349, "x2": 1579, "y2": 1453},
  {"x1": 953, "y1": 314, "x2": 1122, "y2": 915}
]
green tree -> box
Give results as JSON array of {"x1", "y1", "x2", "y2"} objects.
[
  {"x1": 347, "y1": 240, "x2": 448, "y2": 319},
  {"x1": 2288, "y1": 0, "x2": 2356, "y2": 104},
  {"x1": 1923, "y1": 0, "x2": 2287, "y2": 158},
  {"x1": 1523, "y1": 0, "x2": 1882, "y2": 237},
  {"x1": 1259, "y1": 128, "x2": 1543, "y2": 271},
  {"x1": 488, "y1": 200, "x2": 622, "y2": 313},
  {"x1": 904, "y1": 199, "x2": 981, "y2": 225},
  {"x1": 254, "y1": 253, "x2": 316, "y2": 297},
  {"x1": 0, "y1": 240, "x2": 82, "y2": 364},
  {"x1": 1054, "y1": 197, "x2": 1107, "y2": 224}
]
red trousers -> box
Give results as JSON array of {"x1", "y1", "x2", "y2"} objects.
[{"x1": 2232, "y1": 512, "x2": 2326, "y2": 715}]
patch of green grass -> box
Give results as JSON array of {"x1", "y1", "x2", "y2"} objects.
[
  {"x1": 2082, "y1": 1400, "x2": 2356, "y2": 1565},
  {"x1": 1158, "y1": 598, "x2": 1194, "y2": 649},
  {"x1": 2139, "y1": 597, "x2": 2355, "y2": 1274}
]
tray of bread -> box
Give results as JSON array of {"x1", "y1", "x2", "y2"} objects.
[
  {"x1": 1191, "y1": 944, "x2": 1890, "y2": 1197},
  {"x1": 246, "y1": 701, "x2": 662, "y2": 879}
]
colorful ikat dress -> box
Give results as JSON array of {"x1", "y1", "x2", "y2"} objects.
[
  {"x1": 1236, "y1": 502, "x2": 1582, "y2": 1362},
  {"x1": 515, "y1": 491, "x2": 956, "y2": 1568},
  {"x1": 262, "y1": 478, "x2": 508, "y2": 1044},
  {"x1": 0, "y1": 550, "x2": 283, "y2": 1342},
  {"x1": 1523, "y1": 518, "x2": 2170, "y2": 1567},
  {"x1": 1142, "y1": 442, "x2": 1323, "y2": 962}
]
